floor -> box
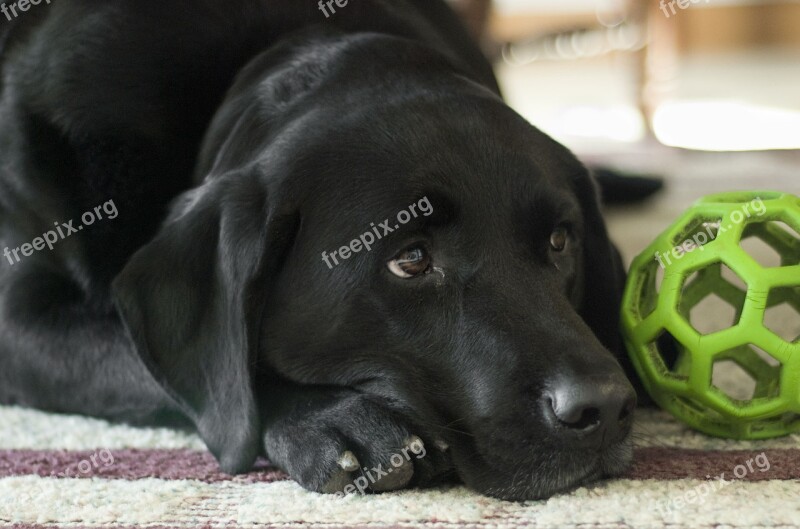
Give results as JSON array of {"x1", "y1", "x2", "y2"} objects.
[
  {"x1": 497, "y1": 50, "x2": 800, "y2": 152},
  {"x1": 3, "y1": 404, "x2": 800, "y2": 529}
]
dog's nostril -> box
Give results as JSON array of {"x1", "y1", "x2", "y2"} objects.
[
  {"x1": 551, "y1": 401, "x2": 600, "y2": 430},
  {"x1": 545, "y1": 375, "x2": 637, "y2": 446},
  {"x1": 558, "y1": 405, "x2": 601, "y2": 431}
]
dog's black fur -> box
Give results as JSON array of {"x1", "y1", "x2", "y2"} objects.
[{"x1": 0, "y1": 0, "x2": 641, "y2": 500}]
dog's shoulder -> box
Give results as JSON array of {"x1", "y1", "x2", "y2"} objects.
[{"x1": 4, "y1": 1, "x2": 494, "y2": 141}]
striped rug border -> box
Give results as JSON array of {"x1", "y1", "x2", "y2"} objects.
[{"x1": 1, "y1": 447, "x2": 798, "y2": 482}]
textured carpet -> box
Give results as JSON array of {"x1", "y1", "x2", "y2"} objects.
[{"x1": 1, "y1": 405, "x2": 799, "y2": 529}]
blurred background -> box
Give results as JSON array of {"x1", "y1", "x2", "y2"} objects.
[{"x1": 449, "y1": 0, "x2": 799, "y2": 262}]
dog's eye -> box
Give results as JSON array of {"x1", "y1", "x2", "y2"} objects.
[
  {"x1": 550, "y1": 226, "x2": 569, "y2": 252},
  {"x1": 387, "y1": 247, "x2": 431, "y2": 278}
]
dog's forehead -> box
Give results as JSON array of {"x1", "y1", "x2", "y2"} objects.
[{"x1": 292, "y1": 96, "x2": 583, "y2": 219}]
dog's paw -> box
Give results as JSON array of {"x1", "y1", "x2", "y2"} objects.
[{"x1": 263, "y1": 394, "x2": 448, "y2": 495}]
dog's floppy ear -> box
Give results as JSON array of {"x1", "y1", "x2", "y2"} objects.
[
  {"x1": 572, "y1": 171, "x2": 627, "y2": 357},
  {"x1": 112, "y1": 171, "x2": 297, "y2": 474}
]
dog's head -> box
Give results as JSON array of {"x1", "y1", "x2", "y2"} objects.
[{"x1": 113, "y1": 35, "x2": 635, "y2": 500}]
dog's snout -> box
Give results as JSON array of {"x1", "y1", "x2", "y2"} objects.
[{"x1": 545, "y1": 375, "x2": 636, "y2": 448}]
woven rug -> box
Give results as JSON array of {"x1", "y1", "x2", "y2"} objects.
[{"x1": 1, "y1": 405, "x2": 799, "y2": 529}]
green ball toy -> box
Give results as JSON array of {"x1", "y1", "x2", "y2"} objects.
[{"x1": 622, "y1": 191, "x2": 800, "y2": 439}]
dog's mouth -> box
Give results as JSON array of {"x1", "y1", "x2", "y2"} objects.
[
  {"x1": 492, "y1": 439, "x2": 632, "y2": 501},
  {"x1": 445, "y1": 432, "x2": 634, "y2": 501}
]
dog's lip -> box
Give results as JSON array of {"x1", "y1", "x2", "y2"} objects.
[
  {"x1": 477, "y1": 459, "x2": 605, "y2": 501},
  {"x1": 456, "y1": 434, "x2": 634, "y2": 501},
  {"x1": 553, "y1": 462, "x2": 605, "y2": 494},
  {"x1": 498, "y1": 448, "x2": 630, "y2": 500},
  {"x1": 598, "y1": 437, "x2": 635, "y2": 477}
]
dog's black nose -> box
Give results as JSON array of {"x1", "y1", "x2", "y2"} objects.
[{"x1": 545, "y1": 375, "x2": 636, "y2": 448}]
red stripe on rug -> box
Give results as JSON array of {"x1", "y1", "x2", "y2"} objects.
[
  {"x1": 628, "y1": 447, "x2": 799, "y2": 481},
  {"x1": 0, "y1": 449, "x2": 287, "y2": 483},
  {"x1": 0, "y1": 447, "x2": 797, "y2": 482}
]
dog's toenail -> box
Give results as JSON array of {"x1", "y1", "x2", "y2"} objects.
[
  {"x1": 337, "y1": 451, "x2": 360, "y2": 472},
  {"x1": 404, "y1": 435, "x2": 424, "y2": 451}
]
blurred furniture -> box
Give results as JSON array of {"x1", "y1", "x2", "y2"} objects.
[
  {"x1": 448, "y1": 0, "x2": 492, "y2": 41},
  {"x1": 454, "y1": 0, "x2": 800, "y2": 135}
]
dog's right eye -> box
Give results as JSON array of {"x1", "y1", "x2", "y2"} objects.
[
  {"x1": 387, "y1": 247, "x2": 431, "y2": 278},
  {"x1": 550, "y1": 226, "x2": 569, "y2": 252}
]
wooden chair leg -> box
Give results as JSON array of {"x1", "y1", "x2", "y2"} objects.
[
  {"x1": 633, "y1": 0, "x2": 679, "y2": 138},
  {"x1": 448, "y1": 0, "x2": 493, "y2": 42}
]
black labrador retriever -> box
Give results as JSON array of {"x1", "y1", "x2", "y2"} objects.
[{"x1": 0, "y1": 0, "x2": 639, "y2": 500}]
